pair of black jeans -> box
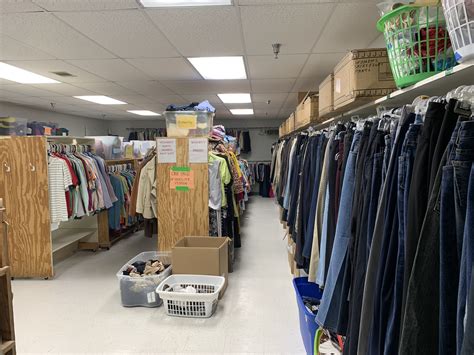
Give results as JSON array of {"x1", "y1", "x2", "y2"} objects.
[{"x1": 402, "y1": 102, "x2": 446, "y2": 314}]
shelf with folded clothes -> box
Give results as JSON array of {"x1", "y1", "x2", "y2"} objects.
[{"x1": 281, "y1": 63, "x2": 474, "y2": 138}]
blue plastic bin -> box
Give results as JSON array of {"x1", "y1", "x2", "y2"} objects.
[{"x1": 293, "y1": 277, "x2": 323, "y2": 355}]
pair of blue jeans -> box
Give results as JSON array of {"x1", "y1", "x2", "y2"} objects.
[
  {"x1": 383, "y1": 123, "x2": 421, "y2": 354},
  {"x1": 315, "y1": 131, "x2": 362, "y2": 332},
  {"x1": 440, "y1": 120, "x2": 474, "y2": 354}
]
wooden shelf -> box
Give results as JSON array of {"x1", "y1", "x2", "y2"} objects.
[
  {"x1": 282, "y1": 63, "x2": 474, "y2": 137},
  {"x1": 1, "y1": 340, "x2": 15, "y2": 353},
  {"x1": 52, "y1": 228, "x2": 96, "y2": 253}
]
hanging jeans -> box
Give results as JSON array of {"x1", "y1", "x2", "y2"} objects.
[
  {"x1": 440, "y1": 120, "x2": 474, "y2": 354},
  {"x1": 460, "y1": 163, "x2": 474, "y2": 355},
  {"x1": 399, "y1": 120, "x2": 463, "y2": 355},
  {"x1": 384, "y1": 123, "x2": 422, "y2": 355},
  {"x1": 315, "y1": 131, "x2": 362, "y2": 333}
]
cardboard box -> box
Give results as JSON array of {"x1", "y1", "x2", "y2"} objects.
[
  {"x1": 319, "y1": 74, "x2": 334, "y2": 117},
  {"x1": 287, "y1": 113, "x2": 295, "y2": 133},
  {"x1": 333, "y1": 48, "x2": 396, "y2": 111},
  {"x1": 295, "y1": 95, "x2": 319, "y2": 128},
  {"x1": 172, "y1": 237, "x2": 229, "y2": 294}
]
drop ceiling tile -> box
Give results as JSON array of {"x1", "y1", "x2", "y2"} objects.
[
  {"x1": 32, "y1": 83, "x2": 95, "y2": 96},
  {"x1": 240, "y1": 3, "x2": 335, "y2": 55},
  {"x1": 0, "y1": 89, "x2": 26, "y2": 99},
  {"x1": 252, "y1": 93, "x2": 288, "y2": 104},
  {"x1": 313, "y1": 3, "x2": 380, "y2": 52},
  {"x1": 251, "y1": 79, "x2": 295, "y2": 93},
  {"x1": 32, "y1": 0, "x2": 139, "y2": 11},
  {"x1": 143, "y1": 95, "x2": 188, "y2": 105},
  {"x1": 126, "y1": 58, "x2": 200, "y2": 81},
  {"x1": 111, "y1": 95, "x2": 157, "y2": 105},
  {"x1": 247, "y1": 55, "x2": 308, "y2": 79},
  {"x1": 56, "y1": 10, "x2": 178, "y2": 58},
  {"x1": 74, "y1": 82, "x2": 140, "y2": 96},
  {"x1": 116, "y1": 80, "x2": 173, "y2": 96},
  {"x1": 238, "y1": 0, "x2": 332, "y2": 4},
  {"x1": 368, "y1": 34, "x2": 386, "y2": 48},
  {"x1": 0, "y1": 36, "x2": 55, "y2": 60},
  {"x1": 146, "y1": 6, "x2": 243, "y2": 57},
  {"x1": 253, "y1": 101, "x2": 283, "y2": 111},
  {"x1": 3, "y1": 60, "x2": 107, "y2": 83},
  {"x1": 0, "y1": 12, "x2": 114, "y2": 59},
  {"x1": 0, "y1": 84, "x2": 66, "y2": 97},
  {"x1": 282, "y1": 93, "x2": 299, "y2": 109},
  {"x1": 0, "y1": 0, "x2": 44, "y2": 13},
  {"x1": 162, "y1": 80, "x2": 251, "y2": 95},
  {"x1": 66, "y1": 59, "x2": 151, "y2": 81}
]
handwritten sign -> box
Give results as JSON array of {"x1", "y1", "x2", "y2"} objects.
[
  {"x1": 170, "y1": 166, "x2": 194, "y2": 191},
  {"x1": 188, "y1": 137, "x2": 208, "y2": 163},
  {"x1": 157, "y1": 139, "x2": 176, "y2": 163},
  {"x1": 176, "y1": 115, "x2": 197, "y2": 129}
]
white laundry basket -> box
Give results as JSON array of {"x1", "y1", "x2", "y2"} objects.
[
  {"x1": 156, "y1": 275, "x2": 225, "y2": 318},
  {"x1": 442, "y1": 0, "x2": 474, "y2": 63}
]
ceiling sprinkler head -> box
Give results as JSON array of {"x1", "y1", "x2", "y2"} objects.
[
  {"x1": 272, "y1": 43, "x2": 281, "y2": 59},
  {"x1": 50, "y1": 102, "x2": 56, "y2": 110}
]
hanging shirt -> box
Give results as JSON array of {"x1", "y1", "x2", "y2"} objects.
[{"x1": 48, "y1": 156, "x2": 73, "y2": 224}]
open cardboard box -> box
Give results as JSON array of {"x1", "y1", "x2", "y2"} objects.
[{"x1": 171, "y1": 236, "x2": 229, "y2": 296}]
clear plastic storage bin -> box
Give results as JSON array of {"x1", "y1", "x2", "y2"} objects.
[
  {"x1": 442, "y1": 0, "x2": 474, "y2": 63},
  {"x1": 116, "y1": 251, "x2": 172, "y2": 308},
  {"x1": 0, "y1": 117, "x2": 27, "y2": 136},
  {"x1": 164, "y1": 111, "x2": 214, "y2": 137}
]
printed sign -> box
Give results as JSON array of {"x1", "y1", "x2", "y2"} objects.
[
  {"x1": 176, "y1": 115, "x2": 197, "y2": 129},
  {"x1": 157, "y1": 138, "x2": 177, "y2": 163},
  {"x1": 188, "y1": 137, "x2": 208, "y2": 163},
  {"x1": 170, "y1": 166, "x2": 194, "y2": 191}
]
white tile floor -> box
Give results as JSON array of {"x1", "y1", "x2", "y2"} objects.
[{"x1": 12, "y1": 197, "x2": 305, "y2": 354}]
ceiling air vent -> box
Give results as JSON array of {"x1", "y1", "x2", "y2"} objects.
[{"x1": 50, "y1": 71, "x2": 77, "y2": 77}]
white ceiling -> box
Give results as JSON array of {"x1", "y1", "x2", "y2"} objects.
[{"x1": 0, "y1": 0, "x2": 382, "y2": 121}]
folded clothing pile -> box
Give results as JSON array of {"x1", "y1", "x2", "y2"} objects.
[{"x1": 122, "y1": 259, "x2": 169, "y2": 277}]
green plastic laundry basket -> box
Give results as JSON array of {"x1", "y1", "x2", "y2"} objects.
[{"x1": 377, "y1": 4, "x2": 457, "y2": 88}]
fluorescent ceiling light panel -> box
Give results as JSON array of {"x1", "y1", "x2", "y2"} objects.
[
  {"x1": 188, "y1": 57, "x2": 247, "y2": 80},
  {"x1": 230, "y1": 108, "x2": 254, "y2": 115},
  {"x1": 74, "y1": 95, "x2": 127, "y2": 105},
  {"x1": 218, "y1": 93, "x2": 251, "y2": 104},
  {"x1": 139, "y1": 0, "x2": 232, "y2": 7},
  {"x1": 127, "y1": 110, "x2": 161, "y2": 116},
  {"x1": 0, "y1": 62, "x2": 59, "y2": 84}
]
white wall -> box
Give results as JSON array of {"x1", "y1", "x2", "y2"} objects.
[{"x1": 0, "y1": 101, "x2": 109, "y2": 136}]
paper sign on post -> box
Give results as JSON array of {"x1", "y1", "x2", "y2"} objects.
[
  {"x1": 188, "y1": 138, "x2": 208, "y2": 163},
  {"x1": 176, "y1": 115, "x2": 197, "y2": 129},
  {"x1": 170, "y1": 166, "x2": 194, "y2": 191},
  {"x1": 157, "y1": 139, "x2": 176, "y2": 163}
]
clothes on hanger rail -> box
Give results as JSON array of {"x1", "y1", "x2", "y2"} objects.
[{"x1": 271, "y1": 86, "x2": 474, "y2": 355}]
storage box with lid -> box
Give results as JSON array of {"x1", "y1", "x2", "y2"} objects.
[
  {"x1": 333, "y1": 48, "x2": 397, "y2": 110},
  {"x1": 171, "y1": 236, "x2": 229, "y2": 295},
  {"x1": 319, "y1": 74, "x2": 335, "y2": 117},
  {"x1": 116, "y1": 251, "x2": 172, "y2": 307},
  {"x1": 295, "y1": 95, "x2": 319, "y2": 128},
  {"x1": 164, "y1": 111, "x2": 214, "y2": 137}
]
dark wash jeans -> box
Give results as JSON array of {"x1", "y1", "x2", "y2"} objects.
[{"x1": 440, "y1": 120, "x2": 474, "y2": 354}]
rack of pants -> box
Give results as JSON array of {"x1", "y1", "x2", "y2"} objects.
[{"x1": 271, "y1": 91, "x2": 474, "y2": 355}]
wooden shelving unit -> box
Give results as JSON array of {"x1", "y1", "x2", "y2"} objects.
[
  {"x1": 281, "y1": 63, "x2": 474, "y2": 138},
  {"x1": 0, "y1": 267, "x2": 15, "y2": 355}
]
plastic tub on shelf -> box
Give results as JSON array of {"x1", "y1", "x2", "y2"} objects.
[
  {"x1": 116, "y1": 251, "x2": 172, "y2": 308},
  {"x1": 442, "y1": 0, "x2": 474, "y2": 63},
  {"x1": 164, "y1": 111, "x2": 214, "y2": 137},
  {"x1": 156, "y1": 274, "x2": 225, "y2": 318}
]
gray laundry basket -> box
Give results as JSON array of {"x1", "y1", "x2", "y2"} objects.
[{"x1": 116, "y1": 251, "x2": 171, "y2": 308}]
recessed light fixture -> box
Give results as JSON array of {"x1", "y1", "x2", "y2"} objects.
[
  {"x1": 74, "y1": 95, "x2": 127, "y2": 105},
  {"x1": 139, "y1": 0, "x2": 232, "y2": 7},
  {"x1": 188, "y1": 56, "x2": 247, "y2": 80},
  {"x1": 0, "y1": 62, "x2": 60, "y2": 84},
  {"x1": 230, "y1": 108, "x2": 254, "y2": 115},
  {"x1": 127, "y1": 110, "x2": 161, "y2": 116},
  {"x1": 218, "y1": 93, "x2": 251, "y2": 104}
]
